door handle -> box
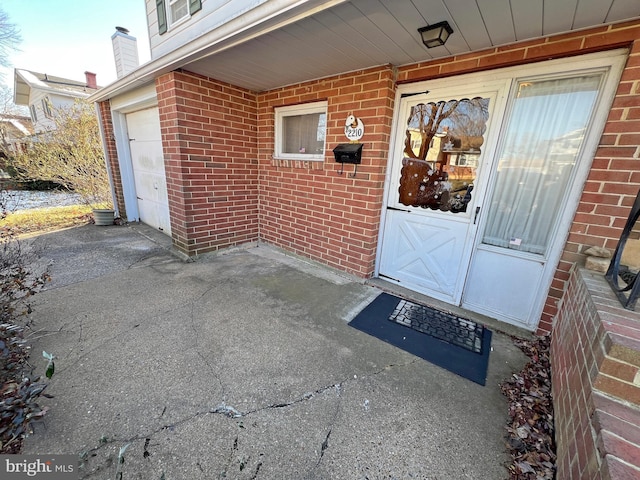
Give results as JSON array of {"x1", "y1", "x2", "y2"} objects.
[
  {"x1": 387, "y1": 206, "x2": 411, "y2": 213},
  {"x1": 474, "y1": 206, "x2": 481, "y2": 224}
]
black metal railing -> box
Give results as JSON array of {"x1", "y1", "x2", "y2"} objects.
[{"x1": 605, "y1": 188, "x2": 640, "y2": 310}]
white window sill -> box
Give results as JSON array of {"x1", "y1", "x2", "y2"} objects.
[{"x1": 272, "y1": 156, "x2": 325, "y2": 162}]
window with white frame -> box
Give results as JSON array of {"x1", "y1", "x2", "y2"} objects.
[
  {"x1": 41, "y1": 97, "x2": 52, "y2": 118},
  {"x1": 29, "y1": 104, "x2": 38, "y2": 123},
  {"x1": 275, "y1": 102, "x2": 327, "y2": 161},
  {"x1": 169, "y1": 0, "x2": 189, "y2": 24},
  {"x1": 156, "y1": 0, "x2": 202, "y2": 34}
]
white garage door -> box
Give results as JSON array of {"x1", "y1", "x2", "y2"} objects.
[{"x1": 126, "y1": 107, "x2": 171, "y2": 235}]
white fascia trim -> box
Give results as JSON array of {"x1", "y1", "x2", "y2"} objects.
[
  {"x1": 89, "y1": 0, "x2": 349, "y2": 102},
  {"x1": 15, "y1": 70, "x2": 48, "y2": 89}
]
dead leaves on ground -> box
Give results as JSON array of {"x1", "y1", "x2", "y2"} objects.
[{"x1": 501, "y1": 335, "x2": 556, "y2": 479}]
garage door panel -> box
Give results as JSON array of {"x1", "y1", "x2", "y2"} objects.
[
  {"x1": 126, "y1": 108, "x2": 171, "y2": 235},
  {"x1": 128, "y1": 115, "x2": 162, "y2": 142},
  {"x1": 131, "y1": 143, "x2": 165, "y2": 172}
]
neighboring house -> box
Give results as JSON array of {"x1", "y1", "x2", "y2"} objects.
[
  {"x1": 90, "y1": 0, "x2": 640, "y2": 337},
  {"x1": 0, "y1": 114, "x2": 33, "y2": 155},
  {"x1": 0, "y1": 114, "x2": 33, "y2": 177},
  {"x1": 13, "y1": 69, "x2": 99, "y2": 133}
]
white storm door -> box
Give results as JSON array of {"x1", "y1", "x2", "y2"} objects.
[
  {"x1": 126, "y1": 108, "x2": 171, "y2": 235},
  {"x1": 378, "y1": 84, "x2": 505, "y2": 304},
  {"x1": 462, "y1": 70, "x2": 616, "y2": 329}
]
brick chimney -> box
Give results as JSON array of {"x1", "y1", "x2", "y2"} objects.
[
  {"x1": 111, "y1": 27, "x2": 139, "y2": 79},
  {"x1": 85, "y1": 71, "x2": 97, "y2": 89}
]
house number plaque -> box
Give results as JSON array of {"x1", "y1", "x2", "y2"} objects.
[{"x1": 344, "y1": 114, "x2": 364, "y2": 141}]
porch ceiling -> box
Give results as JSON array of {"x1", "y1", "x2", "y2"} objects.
[{"x1": 182, "y1": 0, "x2": 640, "y2": 92}]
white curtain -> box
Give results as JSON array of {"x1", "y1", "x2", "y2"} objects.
[
  {"x1": 283, "y1": 113, "x2": 326, "y2": 155},
  {"x1": 482, "y1": 75, "x2": 602, "y2": 255}
]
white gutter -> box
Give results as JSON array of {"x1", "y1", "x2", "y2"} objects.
[{"x1": 89, "y1": 0, "x2": 348, "y2": 102}]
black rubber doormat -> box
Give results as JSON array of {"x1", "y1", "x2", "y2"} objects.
[{"x1": 349, "y1": 293, "x2": 492, "y2": 385}]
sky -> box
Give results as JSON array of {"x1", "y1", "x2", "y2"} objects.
[{"x1": 1, "y1": 0, "x2": 151, "y2": 91}]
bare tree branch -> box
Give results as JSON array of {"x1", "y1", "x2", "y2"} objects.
[{"x1": 0, "y1": 8, "x2": 21, "y2": 69}]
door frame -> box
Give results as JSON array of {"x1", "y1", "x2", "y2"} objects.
[
  {"x1": 376, "y1": 49, "x2": 628, "y2": 330},
  {"x1": 109, "y1": 83, "x2": 159, "y2": 223}
]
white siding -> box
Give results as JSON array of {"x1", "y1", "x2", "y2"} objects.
[
  {"x1": 29, "y1": 90, "x2": 82, "y2": 133},
  {"x1": 28, "y1": 90, "x2": 55, "y2": 133},
  {"x1": 147, "y1": 0, "x2": 292, "y2": 59},
  {"x1": 109, "y1": 83, "x2": 158, "y2": 113}
]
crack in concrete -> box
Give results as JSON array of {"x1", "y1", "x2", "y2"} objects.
[
  {"x1": 218, "y1": 435, "x2": 239, "y2": 479},
  {"x1": 45, "y1": 293, "x2": 207, "y2": 377},
  {"x1": 143, "y1": 438, "x2": 150, "y2": 458},
  {"x1": 77, "y1": 359, "x2": 418, "y2": 478},
  {"x1": 218, "y1": 436, "x2": 264, "y2": 479},
  {"x1": 250, "y1": 457, "x2": 263, "y2": 480},
  {"x1": 125, "y1": 251, "x2": 167, "y2": 270},
  {"x1": 310, "y1": 378, "x2": 342, "y2": 472},
  {"x1": 213, "y1": 380, "x2": 343, "y2": 419},
  {"x1": 54, "y1": 323, "x2": 140, "y2": 377},
  {"x1": 317, "y1": 429, "x2": 332, "y2": 465},
  {"x1": 188, "y1": 286, "x2": 227, "y2": 398}
]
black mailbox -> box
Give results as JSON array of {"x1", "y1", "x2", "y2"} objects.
[{"x1": 333, "y1": 143, "x2": 363, "y2": 164}]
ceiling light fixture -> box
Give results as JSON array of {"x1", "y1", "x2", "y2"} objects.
[{"x1": 418, "y1": 21, "x2": 453, "y2": 48}]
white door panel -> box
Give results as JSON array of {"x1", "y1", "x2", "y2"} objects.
[
  {"x1": 126, "y1": 108, "x2": 171, "y2": 235},
  {"x1": 462, "y1": 248, "x2": 545, "y2": 328},
  {"x1": 380, "y1": 212, "x2": 470, "y2": 303},
  {"x1": 379, "y1": 84, "x2": 505, "y2": 305}
]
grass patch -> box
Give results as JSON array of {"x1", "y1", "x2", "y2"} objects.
[{"x1": 1, "y1": 204, "x2": 93, "y2": 236}]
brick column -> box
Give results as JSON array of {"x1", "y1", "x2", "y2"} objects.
[
  {"x1": 552, "y1": 267, "x2": 640, "y2": 480},
  {"x1": 156, "y1": 71, "x2": 259, "y2": 255},
  {"x1": 97, "y1": 100, "x2": 127, "y2": 218}
]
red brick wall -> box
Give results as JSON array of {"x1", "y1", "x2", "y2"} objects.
[
  {"x1": 397, "y1": 22, "x2": 640, "y2": 335},
  {"x1": 256, "y1": 66, "x2": 395, "y2": 277},
  {"x1": 97, "y1": 100, "x2": 126, "y2": 217},
  {"x1": 102, "y1": 21, "x2": 640, "y2": 335},
  {"x1": 552, "y1": 267, "x2": 640, "y2": 480},
  {"x1": 156, "y1": 71, "x2": 259, "y2": 255}
]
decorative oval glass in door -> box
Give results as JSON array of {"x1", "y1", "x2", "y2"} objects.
[{"x1": 398, "y1": 97, "x2": 490, "y2": 213}]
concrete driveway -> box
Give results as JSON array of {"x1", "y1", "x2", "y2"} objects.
[{"x1": 22, "y1": 224, "x2": 527, "y2": 479}]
